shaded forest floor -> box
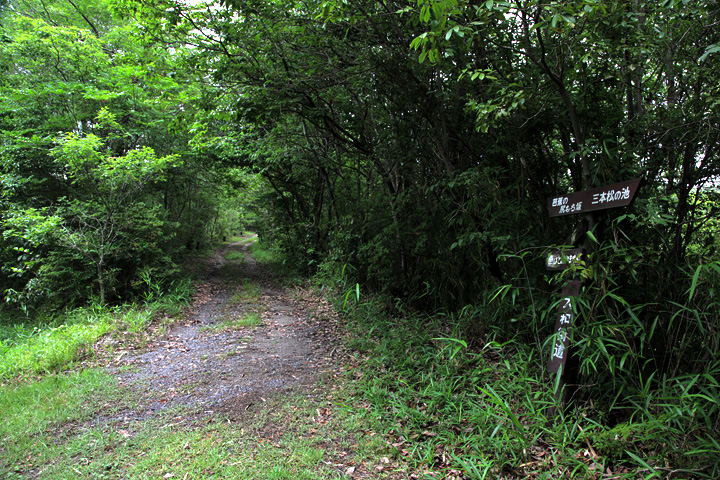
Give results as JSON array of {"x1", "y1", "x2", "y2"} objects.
[
  {"x1": 4, "y1": 237, "x2": 713, "y2": 479},
  {"x1": 1, "y1": 236, "x2": 407, "y2": 479}
]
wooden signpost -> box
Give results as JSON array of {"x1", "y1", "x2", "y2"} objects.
[
  {"x1": 546, "y1": 248, "x2": 583, "y2": 271},
  {"x1": 545, "y1": 179, "x2": 641, "y2": 417},
  {"x1": 547, "y1": 277, "x2": 581, "y2": 374},
  {"x1": 547, "y1": 178, "x2": 642, "y2": 218}
]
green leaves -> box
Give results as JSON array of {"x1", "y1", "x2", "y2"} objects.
[
  {"x1": 478, "y1": 385, "x2": 529, "y2": 442},
  {"x1": 0, "y1": 1, "x2": 204, "y2": 310},
  {"x1": 699, "y1": 43, "x2": 720, "y2": 62},
  {"x1": 52, "y1": 133, "x2": 104, "y2": 174},
  {"x1": 52, "y1": 132, "x2": 179, "y2": 194},
  {"x1": 2, "y1": 208, "x2": 61, "y2": 249}
]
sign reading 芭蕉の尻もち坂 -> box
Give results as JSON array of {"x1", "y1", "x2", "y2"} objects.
[{"x1": 547, "y1": 178, "x2": 642, "y2": 218}]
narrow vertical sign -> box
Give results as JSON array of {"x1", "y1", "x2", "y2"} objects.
[{"x1": 548, "y1": 280, "x2": 581, "y2": 373}]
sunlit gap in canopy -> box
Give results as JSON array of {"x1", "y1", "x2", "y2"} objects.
[{"x1": 173, "y1": 0, "x2": 248, "y2": 46}]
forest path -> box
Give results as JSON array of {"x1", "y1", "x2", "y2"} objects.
[
  {"x1": 107, "y1": 236, "x2": 341, "y2": 425},
  {"x1": 16, "y1": 237, "x2": 407, "y2": 479}
]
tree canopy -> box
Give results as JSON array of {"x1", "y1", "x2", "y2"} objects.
[{"x1": 0, "y1": 0, "x2": 252, "y2": 308}]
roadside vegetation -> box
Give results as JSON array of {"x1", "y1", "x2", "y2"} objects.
[
  {"x1": 0, "y1": 279, "x2": 192, "y2": 381},
  {"x1": 331, "y1": 278, "x2": 720, "y2": 479},
  {"x1": 1, "y1": 369, "x2": 391, "y2": 479},
  {"x1": 1, "y1": 241, "x2": 717, "y2": 479}
]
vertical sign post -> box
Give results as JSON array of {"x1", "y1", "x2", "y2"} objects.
[
  {"x1": 547, "y1": 274, "x2": 582, "y2": 374},
  {"x1": 545, "y1": 179, "x2": 641, "y2": 418}
]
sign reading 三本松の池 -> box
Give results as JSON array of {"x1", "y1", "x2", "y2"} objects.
[
  {"x1": 548, "y1": 280, "x2": 582, "y2": 373},
  {"x1": 547, "y1": 178, "x2": 642, "y2": 218}
]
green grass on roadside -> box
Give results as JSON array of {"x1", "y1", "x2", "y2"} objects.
[
  {"x1": 0, "y1": 369, "x2": 396, "y2": 480},
  {"x1": 333, "y1": 291, "x2": 720, "y2": 479},
  {"x1": 0, "y1": 369, "x2": 123, "y2": 477},
  {"x1": 0, "y1": 279, "x2": 193, "y2": 381},
  {"x1": 0, "y1": 320, "x2": 112, "y2": 379},
  {"x1": 249, "y1": 237, "x2": 294, "y2": 278}
]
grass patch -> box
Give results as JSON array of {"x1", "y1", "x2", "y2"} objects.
[
  {"x1": 248, "y1": 237, "x2": 278, "y2": 264},
  {"x1": 0, "y1": 370, "x2": 400, "y2": 479},
  {"x1": 0, "y1": 369, "x2": 128, "y2": 477},
  {"x1": 249, "y1": 237, "x2": 295, "y2": 278},
  {"x1": 202, "y1": 312, "x2": 263, "y2": 332},
  {"x1": 224, "y1": 250, "x2": 246, "y2": 262},
  {"x1": 239, "y1": 235, "x2": 258, "y2": 245},
  {"x1": 219, "y1": 249, "x2": 251, "y2": 283},
  {"x1": 0, "y1": 319, "x2": 112, "y2": 379},
  {"x1": 230, "y1": 279, "x2": 262, "y2": 304},
  {"x1": 0, "y1": 280, "x2": 193, "y2": 381},
  {"x1": 107, "y1": 391, "x2": 394, "y2": 480},
  {"x1": 231, "y1": 312, "x2": 262, "y2": 328}
]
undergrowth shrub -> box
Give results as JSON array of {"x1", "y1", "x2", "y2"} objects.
[
  {"x1": 569, "y1": 248, "x2": 720, "y2": 476},
  {"x1": 329, "y1": 241, "x2": 720, "y2": 477}
]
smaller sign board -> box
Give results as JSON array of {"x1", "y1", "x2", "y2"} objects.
[
  {"x1": 546, "y1": 248, "x2": 584, "y2": 271},
  {"x1": 548, "y1": 280, "x2": 581, "y2": 373},
  {"x1": 547, "y1": 178, "x2": 642, "y2": 218}
]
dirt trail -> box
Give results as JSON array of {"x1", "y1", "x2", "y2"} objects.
[{"x1": 109, "y1": 237, "x2": 339, "y2": 423}]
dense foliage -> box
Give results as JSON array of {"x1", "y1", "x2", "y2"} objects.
[
  {"x1": 1, "y1": 0, "x2": 719, "y2": 476},
  {"x1": 0, "y1": 0, "x2": 256, "y2": 310},
  {"x1": 120, "y1": 0, "x2": 719, "y2": 474}
]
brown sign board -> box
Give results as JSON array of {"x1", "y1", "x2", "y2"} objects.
[
  {"x1": 548, "y1": 280, "x2": 582, "y2": 373},
  {"x1": 546, "y1": 248, "x2": 584, "y2": 271},
  {"x1": 547, "y1": 178, "x2": 642, "y2": 218}
]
